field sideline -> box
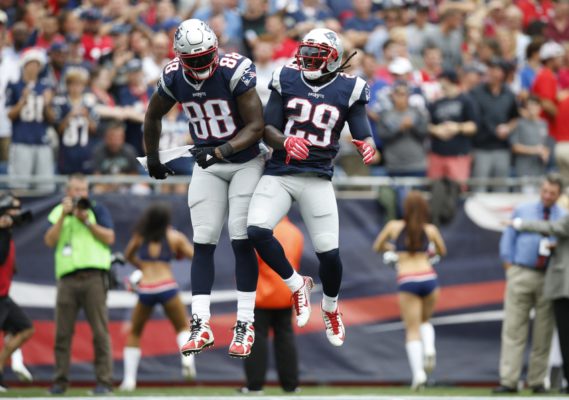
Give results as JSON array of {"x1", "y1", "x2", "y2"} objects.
[{"x1": 0, "y1": 386, "x2": 566, "y2": 398}]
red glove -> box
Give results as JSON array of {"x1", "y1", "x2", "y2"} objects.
[
  {"x1": 352, "y1": 139, "x2": 376, "y2": 165},
  {"x1": 284, "y1": 136, "x2": 311, "y2": 164}
]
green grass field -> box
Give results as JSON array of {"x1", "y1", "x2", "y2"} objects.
[{"x1": 0, "y1": 386, "x2": 565, "y2": 398}]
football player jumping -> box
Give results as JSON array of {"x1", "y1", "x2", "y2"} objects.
[
  {"x1": 247, "y1": 29, "x2": 377, "y2": 346},
  {"x1": 144, "y1": 19, "x2": 264, "y2": 358}
]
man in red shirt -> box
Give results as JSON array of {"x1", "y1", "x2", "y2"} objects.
[
  {"x1": 545, "y1": 0, "x2": 569, "y2": 43},
  {"x1": 532, "y1": 41, "x2": 567, "y2": 177}
]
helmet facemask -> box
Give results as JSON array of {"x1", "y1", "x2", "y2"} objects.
[
  {"x1": 177, "y1": 46, "x2": 219, "y2": 81},
  {"x1": 296, "y1": 42, "x2": 338, "y2": 80}
]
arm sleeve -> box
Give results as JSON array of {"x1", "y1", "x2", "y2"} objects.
[
  {"x1": 93, "y1": 204, "x2": 114, "y2": 229},
  {"x1": 499, "y1": 208, "x2": 519, "y2": 263},
  {"x1": 347, "y1": 102, "x2": 373, "y2": 140},
  {"x1": 264, "y1": 90, "x2": 285, "y2": 130}
]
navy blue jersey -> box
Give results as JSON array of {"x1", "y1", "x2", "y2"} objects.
[
  {"x1": 157, "y1": 52, "x2": 260, "y2": 163},
  {"x1": 5, "y1": 79, "x2": 52, "y2": 145},
  {"x1": 264, "y1": 64, "x2": 370, "y2": 178},
  {"x1": 52, "y1": 93, "x2": 98, "y2": 174}
]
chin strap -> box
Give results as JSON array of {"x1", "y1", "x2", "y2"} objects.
[{"x1": 335, "y1": 50, "x2": 358, "y2": 74}]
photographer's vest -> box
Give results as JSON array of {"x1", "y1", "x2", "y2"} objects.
[{"x1": 47, "y1": 205, "x2": 111, "y2": 279}]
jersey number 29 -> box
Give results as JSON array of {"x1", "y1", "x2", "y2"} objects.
[{"x1": 284, "y1": 98, "x2": 339, "y2": 147}]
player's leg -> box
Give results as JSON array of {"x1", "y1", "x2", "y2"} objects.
[
  {"x1": 399, "y1": 290, "x2": 427, "y2": 390},
  {"x1": 120, "y1": 301, "x2": 153, "y2": 391},
  {"x1": 183, "y1": 167, "x2": 228, "y2": 354},
  {"x1": 247, "y1": 176, "x2": 310, "y2": 326},
  {"x1": 227, "y1": 157, "x2": 264, "y2": 357},
  {"x1": 297, "y1": 177, "x2": 344, "y2": 345},
  {"x1": 162, "y1": 293, "x2": 196, "y2": 380},
  {"x1": 420, "y1": 284, "x2": 440, "y2": 376}
]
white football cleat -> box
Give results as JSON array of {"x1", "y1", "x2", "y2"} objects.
[
  {"x1": 228, "y1": 320, "x2": 255, "y2": 358},
  {"x1": 321, "y1": 305, "x2": 345, "y2": 346},
  {"x1": 292, "y1": 276, "x2": 314, "y2": 327},
  {"x1": 411, "y1": 370, "x2": 427, "y2": 391},
  {"x1": 118, "y1": 379, "x2": 136, "y2": 392},
  {"x1": 181, "y1": 315, "x2": 214, "y2": 355},
  {"x1": 12, "y1": 363, "x2": 33, "y2": 383}
]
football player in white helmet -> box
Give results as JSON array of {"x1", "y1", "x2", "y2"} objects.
[
  {"x1": 246, "y1": 29, "x2": 378, "y2": 347},
  {"x1": 144, "y1": 18, "x2": 265, "y2": 359}
]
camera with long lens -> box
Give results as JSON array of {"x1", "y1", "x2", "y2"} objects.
[
  {"x1": 0, "y1": 194, "x2": 33, "y2": 227},
  {"x1": 72, "y1": 197, "x2": 92, "y2": 210}
]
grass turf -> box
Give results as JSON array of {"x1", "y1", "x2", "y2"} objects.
[{"x1": 0, "y1": 386, "x2": 563, "y2": 397}]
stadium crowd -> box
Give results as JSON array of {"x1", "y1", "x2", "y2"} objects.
[{"x1": 0, "y1": 0, "x2": 568, "y2": 191}]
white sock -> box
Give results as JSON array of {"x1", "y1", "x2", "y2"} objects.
[
  {"x1": 236, "y1": 291, "x2": 256, "y2": 323},
  {"x1": 420, "y1": 322, "x2": 435, "y2": 355},
  {"x1": 283, "y1": 271, "x2": 304, "y2": 293},
  {"x1": 11, "y1": 348, "x2": 24, "y2": 368},
  {"x1": 191, "y1": 294, "x2": 211, "y2": 322},
  {"x1": 123, "y1": 347, "x2": 141, "y2": 384},
  {"x1": 406, "y1": 340, "x2": 424, "y2": 378},
  {"x1": 322, "y1": 295, "x2": 338, "y2": 312}
]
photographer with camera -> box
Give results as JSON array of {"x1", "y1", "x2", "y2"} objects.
[
  {"x1": 44, "y1": 174, "x2": 115, "y2": 395},
  {"x1": 0, "y1": 194, "x2": 34, "y2": 391}
]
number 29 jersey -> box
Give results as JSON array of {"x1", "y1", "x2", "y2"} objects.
[
  {"x1": 157, "y1": 52, "x2": 260, "y2": 163},
  {"x1": 264, "y1": 64, "x2": 370, "y2": 178}
]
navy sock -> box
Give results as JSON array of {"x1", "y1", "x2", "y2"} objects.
[
  {"x1": 231, "y1": 239, "x2": 259, "y2": 292},
  {"x1": 317, "y1": 249, "x2": 343, "y2": 298},
  {"x1": 191, "y1": 243, "x2": 216, "y2": 295},
  {"x1": 247, "y1": 226, "x2": 294, "y2": 280}
]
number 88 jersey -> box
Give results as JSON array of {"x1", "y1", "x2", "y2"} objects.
[
  {"x1": 157, "y1": 52, "x2": 261, "y2": 163},
  {"x1": 264, "y1": 64, "x2": 370, "y2": 178}
]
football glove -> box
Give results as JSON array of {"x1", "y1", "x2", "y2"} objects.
[
  {"x1": 284, "y1": 136, "x2": 311, "y2": 164},
  {"x1": 191, "y1": 147, "x2": 222, "y2": 169},
  {"x1": 147, "y1": 152, "x2": 174, "y2": 179},
  {"x1": 352, "y1": 139, "x2": 376, "y2": 165}
]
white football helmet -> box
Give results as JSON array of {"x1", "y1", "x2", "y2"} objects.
[
  {"x1": 174, "y1": 19, "x2": 219, "y2": 80},
  {"x1": 295, "y1": 29, "x2": 344, "y2": 80}
]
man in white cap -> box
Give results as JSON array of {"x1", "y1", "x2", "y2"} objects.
[
  {"x1": 532, "y1": 41, "x2": 567, "y2": 178},
  {"x1": 6, "y1": 48, "x2": 55, "y2": 192}
]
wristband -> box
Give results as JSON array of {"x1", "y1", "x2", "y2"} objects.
[{"x1": 217, "y1": 142, "x2": 234, "y2": 159}]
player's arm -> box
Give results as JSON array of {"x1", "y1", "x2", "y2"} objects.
[
  {"x1": 143, "y1": 92, "x2": 176, "y2": 179},
  {"x1": 263, "y1": 90, "x2": 311, "y2": 162},
  {"x1": 215, "y1": 88, "x2": 264, "y2": 159},
  {"x1": 347, "y1": 102, "x2": 378, "y2": 165},
  {"x1": 124, "y1": 233, "x2": 143, "y2": 269}
]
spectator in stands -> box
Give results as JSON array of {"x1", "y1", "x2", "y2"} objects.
[
  {"x1": 0, "y1": 194, "x2": 35, "y2": 391},
  {"x1": 518, "y1": 40, "x2": 544, "y2": 100},
  {"x1": 497, "y1": 174, "x2": 565, "y2": 393},
  {"x1": 99, "y1": 24, "x2": 134, "y2": 93},
  {"x1": 423, "y1": 9, "x2": 463, "y2": 71},
  {"x1": 33, "y1": 14, "x2": 64, "y2": 50},
  {"x1": 405, "y1": 3, "x2": 437, "y2": 65},
  {"x1": 470, "y1": 58, "x2": 519, "y2": 192},
  {"x1": 44, "y1": 174, "x2": 115, "y2": 395},
  {"x1": 91, "y1": 121, "x2": 139, "y2": 193},
  {"x1": 241, "y1": 0, "x2": 268, "y2": 59},
  {"x1": 210, "y1": 13, "x2": 244, "y2": 55},
  {"x1": 52, "y1": 69, "x2": 98, "y2": 175},
  {"x1": 377, "y1": 81, "x2": 428, "y2": 177},
  {"x1": 119, "y1": 203, "x2": 196, "y2": 391},
  {"x1": 460, "y1": 63, "x2": 486, "y2": 93},
  {"x1": 10, "y1": 22, "x2": 32, "y2": 55},
  {"x1": 0, "y1": 11, "x2": 19, "y2": 163},
  {"x1": 194, "y1": 0, "x2": 242, "y2": 40},
  {"x1": 545, "y1": 0, "x2": 569, "y2": 43},
  {"x1": 373, "y1": 191, "x2": 447, "y2": 391},
  {"x1": 252, "y1": 41, "x2": 278, "y2": 107},
  {"x1": 427, "y1": 70, "x2": 478, "y2": 183},
  {"x1": 343, "y1": 0, "x2": 383, "y2": 49},
  {"x1": 516, "y1": 0, "x2": 553, "y2": 29},
  {"x1": 142, "y1": 32, "x2": 170, "y2": 86},
  {"x1": 90, "y1": 66, "x2": 126, "y2": 137},
  {"x1": 80, "y1": 8, "x2": 113, "y2": 62},
  {"x1": 416, "y1": 45, "x2": 443, "y2": 103},
  {"x1": 43, "y1": 41, "x2": 69, "y2": 92},
  {"x1": 504, "y1": 5, "x2": 531, "y2": 66},
  {"x1": 240, "y1": 216, "x2": 302, "y2": 395},
  {"x1": 510, "y1": 96, "x2": 552, "y2": 183},
  {"x1": 117, "y1": 59, "x2": 151, "y2": 156},
  {"x1": 263, "y1": 13, "x2": 297, "y2": 62},
  {"x1": 59, "y1": 11, "x2": 83, "y2": 40},
  {"x1": 285, "y1": 0, "x2": 339, "y2": 40},
  {"x1": 6, "y1": 48, "x2": 56, "y2": 192},
  {"x1": 532, "y1": 42, "x2": 566, "y2": 175}
]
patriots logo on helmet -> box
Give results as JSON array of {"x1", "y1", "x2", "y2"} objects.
[
  {"x1": 241, "y1": 67, "x2": 256, "y2": 86},
  {"x1": 324, "y1": 32, "x2": 337, "y2": 47},
  {"x1": 174, "y1": 27, "x2": 183, "y2": 42}
]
